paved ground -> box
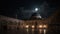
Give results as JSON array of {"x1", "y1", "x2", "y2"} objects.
[{"x1": 1, "y1": 28, "x2": 60, "y2": 34}]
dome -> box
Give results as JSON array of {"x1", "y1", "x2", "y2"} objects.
[{"x1": 30, "y1": 13, "x2": 42, "y2": 20}]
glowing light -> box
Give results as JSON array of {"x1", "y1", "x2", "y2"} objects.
[
  {"x1": 43, "y1": 25, "x2": 47, "y2": 28},
  {"x1": 35, "y1": 8, "x2": 38, "y2": 11},
  {"x1": 39, "y1": 25, "x2": 43, "y2": 28},
  {"x1": 32, "y1": 25, "x2": 35, "y2": 28},
  {"x1": 25, "y1": 25, "x2": 29, "y2": 28}
]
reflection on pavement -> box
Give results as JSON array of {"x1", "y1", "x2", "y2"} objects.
[{"x1": 25, "y1": 28, "x2": 47, "y2": 34}]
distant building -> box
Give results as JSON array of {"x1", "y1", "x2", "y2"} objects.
[
  {"x1": 30, "y1": 13, "x2": 42, "y2": 20},
  {"x1": 0, "y1": 10, "x2": 60, "y2": 33}
]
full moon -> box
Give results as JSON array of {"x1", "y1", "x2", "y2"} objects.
[{"x1": 35, "y1": 8, "x2": 38, "y2": 11}]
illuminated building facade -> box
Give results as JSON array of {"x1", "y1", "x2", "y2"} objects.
[{"x1": 0, "y1": 10, "x2": 60, "y2": 34}]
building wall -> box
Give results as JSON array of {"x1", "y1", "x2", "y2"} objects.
[{"x1": 0, "y1": 10, "x2": 60, "y2": 33}]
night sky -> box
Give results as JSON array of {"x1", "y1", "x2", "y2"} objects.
[{"x1": 0, "y1": 0, "x2": 60, "y2": 20}]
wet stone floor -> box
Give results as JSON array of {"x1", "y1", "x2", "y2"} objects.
[{"x1": 1, "y1": 28, "x2": 60, "y2": 34}]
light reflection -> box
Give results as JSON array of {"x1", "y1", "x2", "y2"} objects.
[
  {"x1": 32, "y1": 29, "x2": 34, "y2": 34},
  {"x1": 26, "y1": 29, "x2": 29, "y2": 32},
  {"x1": 39, "y1": 29, "x2": 47, "y2": 34},
  {"x1": 39, "y1": 29, "x2": 43, "y2": 34},
  {"x1": 26, "y1": 29, "x2": 29, "y2": 34},
  {"x1": 44, "y1": 29, "x2": 46, "y2": 34},
  {"x1": 32, "y1": 29, "x2": 34, "y2": 31}
]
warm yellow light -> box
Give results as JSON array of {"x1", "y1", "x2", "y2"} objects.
[
  {"x1": 32, "y1": 25, "x2": 35, "y2": 28},
  {"x1": 43, "y1": 25, "x2": 47, "y2": 28},
  {"x1": 39, "y1": 25, "x2": 43, "y2": 28},
  {"x1": 25, "y1": 25, "x2": 29, "y2": 28}
]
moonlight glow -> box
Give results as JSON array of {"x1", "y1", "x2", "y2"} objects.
[
  {"x1": 35, "y1": 8, "x2": 38, "y2": 11},
  {"x1": 36, "y1": 14, "x2": 42, "y2": 18}
]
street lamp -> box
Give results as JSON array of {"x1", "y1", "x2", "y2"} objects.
[
  {"x1": 38, "y1": 24, "x2": 47, "y2": 28},
  {"x1": 39, "y1": 25, "x2": 43, "y2": 28},
  {"x1": 25, "y1": 25, "x2": 29, "y2": 28},
  {"x1": 43, "y1": 25, "x2": 47, "y2": 28},
  {"x1": 32, "y1": 25, "x2": 35, "y2": 28}
]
